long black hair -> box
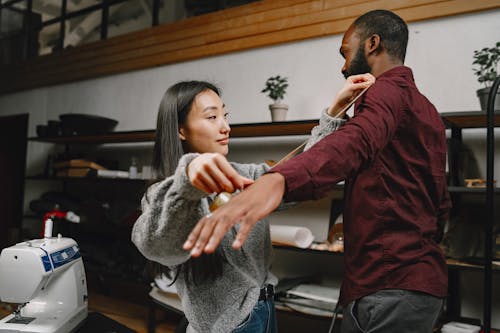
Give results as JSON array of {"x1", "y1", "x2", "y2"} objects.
[
  {"x1": 150, "y1": 80, "x2": 226, "y2": 285},
  {"x1": 152, "y1": 80, "x2": 220, "y2": 178}
]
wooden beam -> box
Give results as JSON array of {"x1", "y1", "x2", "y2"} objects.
[{"x1": 1, "y1": 0, "x2": 499, "y2": 94}]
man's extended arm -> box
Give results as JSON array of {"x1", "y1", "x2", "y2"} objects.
[{"x1": 183, "y1": 73, "x2": 378, "y2": 257}]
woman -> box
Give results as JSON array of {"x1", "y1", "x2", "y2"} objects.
[{"x1": 132, "y1": 75, "x2": 374, "y2": 333}]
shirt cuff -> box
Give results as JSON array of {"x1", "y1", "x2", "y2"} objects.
[{"x1": 270, "y1": 158, "x2": 316, "y2": 202}]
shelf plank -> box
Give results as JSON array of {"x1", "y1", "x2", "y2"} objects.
[
  {"x1": 26, "y1": 175, "x2": 149, "y2": 183},
  {"x1": 448, "y1": 186, "x2": 500, "y2": 194},
  {"x1": 446, "y1": 258, "x2": 500, "y2": 272},
  {"x1": 28, "y1": 120, "x2": 319, "y2": 144},
  {"x1": 273, "y1": 244, "x2": 343, "y2": 255},
  {"x1": 273, "y1": 247, "x2": 500, "y2": 273},
  {"x1": 231, "y1": 119, "x2": 318, "y2": 137},
  {"x1": 27, "y1": 112, "x2": 500, "y2": 144},
  {"x1": 441, "y1": 111, "x2": 500, "y2": 129},
  {"x1": 29, "y1": 130, "x2": 155, "y2": 144}
]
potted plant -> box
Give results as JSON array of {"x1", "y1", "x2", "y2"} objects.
[
  {"x1": 472, "y1": 41, "x2": 500, "y2": 111},
  {"x1": 261, "y1": 75, "x2": 289, "y2": 121}
]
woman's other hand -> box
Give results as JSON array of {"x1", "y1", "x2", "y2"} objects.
[
  {"x1": 327, "y1": 73, "x2": 375, "y2": 117},
  {"x1": 187, "y1": 153, "x2": 254, "y2": 194}
]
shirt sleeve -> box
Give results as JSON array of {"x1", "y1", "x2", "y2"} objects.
[
  {"x1": 437, "y1": 180, "x2": 452, "y2": 223},
  {"x1": 271, "y1": 80, "x2": 404, "y2": 201},
  {"x1": 131, "y1": 153, "x2": 208, "y2": 267},
  {"x1": 434, "y1": 179, "x2": 452, "y2": 242}
]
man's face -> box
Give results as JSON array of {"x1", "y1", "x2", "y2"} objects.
[{"x1": 340, "y1": 26, "x2": 372, "y2": 79}]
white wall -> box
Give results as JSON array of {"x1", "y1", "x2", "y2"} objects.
[{"x1": 1, "y1": 8, "x2": 499, "y2": 326}]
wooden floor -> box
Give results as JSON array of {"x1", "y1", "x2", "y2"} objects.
[
  {"x1": 88, "y1": 291, "x2": 179, "y2": 333},
  {"x1": 0, "y1": 292, "x2": 180, "y2": 333}
]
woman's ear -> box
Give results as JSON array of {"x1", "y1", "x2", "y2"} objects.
[{"x1": 179, "y1": 127, "x2": 186, "y2": 141}]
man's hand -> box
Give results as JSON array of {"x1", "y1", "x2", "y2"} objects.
[
  {"x1": 183, "y1": 172, "x2": 286, "y2": 257},
  {"x1": 187, "y1": 153, "x2": 254, "y2": 194}
]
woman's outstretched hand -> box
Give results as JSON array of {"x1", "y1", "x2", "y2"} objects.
[{"x1": 183, "y1": 172, "x2": 285, "y2": 257}]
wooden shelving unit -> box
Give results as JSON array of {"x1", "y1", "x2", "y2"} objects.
[
  {"x1": 28, "y1": 111, "x2": 499, "y2": 330},
  {"x1": 441, "y1": 90, "x2": 500, "y2": 333}
]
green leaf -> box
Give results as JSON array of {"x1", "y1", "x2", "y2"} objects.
[
  {"x1": 472, "y1": 41, "x2": 500, "y2": 86},
  {"x1": 261, "y1": 74, "x2": 289, "y2": 101}
]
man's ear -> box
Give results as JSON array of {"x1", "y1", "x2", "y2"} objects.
[
  {"x1": 179, "y1": 127, "x2": 186, "y2": 141},
  {"x1": 366, "y1": 34, "x2": 381, "y2": 55}
]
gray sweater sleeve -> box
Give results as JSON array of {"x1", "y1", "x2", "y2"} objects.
[
  {"x1": 305, "y1": 108, "x2": 346, "y2": 150},
  {"x1": 131, "y1": 153, "x2": 208, "y2": 267}
]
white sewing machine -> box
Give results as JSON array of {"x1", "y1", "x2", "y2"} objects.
[{"x1": 0, "y1": 219, "x2": 88, "y2": 333}]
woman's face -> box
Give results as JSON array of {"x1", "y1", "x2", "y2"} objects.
[{"x1": 179, "y1": 89, "x2": 230, "y2": 155}]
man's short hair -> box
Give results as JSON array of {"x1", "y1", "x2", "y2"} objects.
[{"x1": 354, "y1": 9, "x2": 409, "y2": 62}]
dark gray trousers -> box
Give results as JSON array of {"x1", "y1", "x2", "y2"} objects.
[{"x1": 341, "y1": 289, "x2": 444, "y2": 333}]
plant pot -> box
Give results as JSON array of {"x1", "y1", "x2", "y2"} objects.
[
  {"x1": 476, "y1": 87, "x2": 500, "y2": 112},
  {"x1": 269, "y1": 103, "x2": 288, "y2": 122}
]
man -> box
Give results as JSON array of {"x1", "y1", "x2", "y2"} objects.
[{"x1": 184, "y1": 9, "x2": 451, "y2": 332}]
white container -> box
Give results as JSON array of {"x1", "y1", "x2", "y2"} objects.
[
  {"x1": 129, "y1": 157, "x2": 138, "y2": 179},
  {"x1": 141, "y1": 165, "x2": 152, "y2": 179}
]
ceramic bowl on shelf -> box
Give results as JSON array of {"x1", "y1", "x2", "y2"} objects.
[
  {"x1": 59, "y1": 113, "x2": 118, "y2": 135},
  {"x1": 36, "y1": 124, "x2": 48, "y2": 137}
]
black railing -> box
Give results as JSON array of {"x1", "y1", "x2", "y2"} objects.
[
  {"x1": 484, "y1": 76, "x2": 500, "y2": 333},
  {"x1": 0, "y1": 0, "x2": 258, "y2": 61},
  {"x1": 0, "y1": 0, "x2": 159, "y2": 55}
]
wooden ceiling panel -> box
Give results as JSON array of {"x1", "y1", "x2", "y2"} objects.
[{"x1": 1, "y1": 0, "x2": 499, "y2": 94}]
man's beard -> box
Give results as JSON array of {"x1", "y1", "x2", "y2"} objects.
[{"x1": 343, "y1": 47, "x2": 371, "y2": 79}]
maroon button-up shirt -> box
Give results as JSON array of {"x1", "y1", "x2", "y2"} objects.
[{"x1": 272, "y1": 66, "x2": 451, "y2": 305}]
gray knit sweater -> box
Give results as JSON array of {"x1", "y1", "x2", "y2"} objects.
[{"x1": 131, "y1": 110, "x2": 344, "y2": 333}]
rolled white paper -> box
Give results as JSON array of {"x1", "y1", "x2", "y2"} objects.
[{"x1": 270, "y1": 225, "x2": 314, "y2": 248}]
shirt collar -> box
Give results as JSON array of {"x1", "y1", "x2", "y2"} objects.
[{"x1": 377, "y1": 65, "x2": 414, "y2": 83}]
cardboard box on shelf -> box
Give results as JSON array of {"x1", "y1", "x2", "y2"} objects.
[
  {"x1": 54, "y1": 159, "x2": 106, "y2": 170},
  {"x1": 55, "y1": 167, "x2": 92, "y2": 178}
]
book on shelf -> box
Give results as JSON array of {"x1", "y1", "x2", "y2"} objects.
[
  {"x1": 55, "y1": 167, "x2": 92, "y2": 178},
  {"x1": 54, "y1": 159, "x2": 106, "y2": 170}
]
